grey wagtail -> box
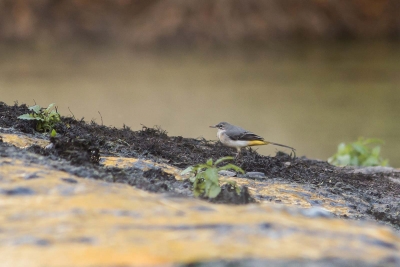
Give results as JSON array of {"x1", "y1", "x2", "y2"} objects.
[{"x1": 210, "y1": 122, "x2": 295, "y2": 158}]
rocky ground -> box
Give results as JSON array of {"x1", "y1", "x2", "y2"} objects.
[
  {"x1": 1, "y1": 101, "x2": 400, "y2": 266},
  {"x1": 1, "y1": 102, "x2": 399, "y2": 228}
]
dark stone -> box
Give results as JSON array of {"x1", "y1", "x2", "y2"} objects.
[
  {"x1": 364, "y1": 238, "x2": 397, "y2": 250},
  {"x1": 23, "y1": 173, "x2": 41, "y2": 180},
  {"x1": 301, "y1": 207, "x2": 334, "y2": 218},
  {"x1": 308, "y1": 199, "x2": 323, "y2": 206},
  {"x1": 245, "y1": 172, "x2": 267, "y2": 179},
  {"x1": 190, "y1": 206, "x2": 215, "y2": 212},
  {"x1": 70, "y1": 237, "x2": 96, "y2": 244},
  {"x1": 218, "y1": 170, "x2": 236, "y2": 177},
  {"x1": 36, "y1": 239, "x2": 51, "y2": 246},
  {"x1": 258, "y1": 223, "x2": 273, "y2": 229},
  {"x1": 100, "y1": 209, "x2": 141, "y2": 218},
  {"x1": 61, "y1": 178, "x2": 78, "y2": 184},
  {"x1": 0, "y1": 187, "x2": 35, "y2": 196}
]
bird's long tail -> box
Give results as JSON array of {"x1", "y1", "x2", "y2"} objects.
[
  {"x1": 248, "y1": 140, "x2": 295, "y2": 151},
  {"x1": 265, "y1": 141, "x2": 296, "y2": 157},
  {"x1": 268, "y1": 141, "x2": 295, "y2": 151}
]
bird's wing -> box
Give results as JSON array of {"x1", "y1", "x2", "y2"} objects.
[{"x1": 225, "y1": 127, "x2": 264, "y2": 141}]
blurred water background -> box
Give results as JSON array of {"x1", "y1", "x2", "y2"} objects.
[{"x1": 1, "y1": 1, "x2": 399, "y2": 165}]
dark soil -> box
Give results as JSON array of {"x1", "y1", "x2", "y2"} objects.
[{"x1": 1, "y1": 102, "x2": 400, "y2": 229}]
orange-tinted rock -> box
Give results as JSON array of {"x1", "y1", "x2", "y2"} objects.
[
  {"x1": 1, "y1": 156, "x2": 400, "y2": 266},
  {"x1": 0, "y1": 133, "x2": 49, "y2": 149}
]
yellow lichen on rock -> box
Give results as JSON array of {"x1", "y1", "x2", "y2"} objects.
[
  {"x1": 0, "y1": 133, "x2": 50, "y2": 148},
  {"x1": 101, "y1": 156, "x2": 349, "y2": 216},
  {"x1": 234, "y1": 178, "x2": 349, "y2": 216},
  {"x1": 100, "y1": 156, "x2": 185, "y2": 180},
  {"x1": 0, "y1": 157, "x2": 399, "y2": 267}
]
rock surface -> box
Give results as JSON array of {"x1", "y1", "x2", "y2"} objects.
[
  {"x1": 244, "y1": 171, "x2": 267, "y2": 179},
  {"x1": 0, "y1": 155, "x2": 400, "y2": 267}
]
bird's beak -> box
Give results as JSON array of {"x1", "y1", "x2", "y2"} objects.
[{"x1": 209, "y1": 125, "x2": 217, "y2": 128}]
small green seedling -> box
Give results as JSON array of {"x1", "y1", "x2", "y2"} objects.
[
  {"x1": 328, "y1": 137, "x2": 389, "y2": 167},
  {"x1": 181, "y1": 156, "x2": 244, "y2": 198},
  {"x1": 50, "y1": 129, "x2": 57, "y2": 137},
  {"x1": 18, "y1": 103, "x2": 61, "y2": 133}
]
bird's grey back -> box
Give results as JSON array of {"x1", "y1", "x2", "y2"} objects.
[{"x1": 224, "y1": 123, "x2": 264, "y2": 141}]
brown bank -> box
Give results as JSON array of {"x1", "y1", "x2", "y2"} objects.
[
  {"x1": 2, "y1": 0, "x2": 400, "y2": 46},
  {"x1": 0, "y1": 102, "x2": 400, "y2": 267}
]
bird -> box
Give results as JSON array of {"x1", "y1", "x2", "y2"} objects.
[{"x1": 210, "y1": 122, "x2": 295, "y2": 158}]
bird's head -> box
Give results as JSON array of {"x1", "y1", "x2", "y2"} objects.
[{"x1": 210, "y1": 122, "x2": 230, "y2": 130}]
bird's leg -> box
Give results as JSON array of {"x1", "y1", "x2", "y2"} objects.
[{"x1": 235, "y1": 148, "x2": 241, "y2": 159}]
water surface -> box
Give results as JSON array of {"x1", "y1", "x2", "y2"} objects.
[{"x1": 1, "y1": 42, "x2": 399, "y2": 166}]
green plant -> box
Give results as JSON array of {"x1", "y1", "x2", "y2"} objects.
[
  {"x1": 181, "y1": 156, "x2": 244, "y2": 198},
  {"x1": 18, "y1": 103, "x2": 61, "y2": 133},
  {"x1": 328, "y1": 137, "x2": 389, "y2": 167}
]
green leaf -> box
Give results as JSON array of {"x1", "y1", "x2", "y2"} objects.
[
  {"x1": 329, "y1": 138, "x2": 388, "y2": 167},
  {"x1": 193, "y1": 177, "x2": 205, "y2": 197},
  {"x1": 193, "y1": 188, "x2": 201, "y2": 197},
  {"x1": 28, "y1": 105, "x2": 41, "y2": 114},
  {"x1": 180, "y1": 166, "x2": 194, "y2": 176},
  {"x1": 21, "y1": 103, "x2": 62, "y2": 133},
  {"x1": 371, "y1": 146, "x2": 381, "y2": 157},
  {"x1": 204, "y1": 179, "x2": 213, "y2": 196},
  {"x1": 362, "y1": 138, "x2": 384, "y2": 145},
  {"x1": 214, "y1": 156, "x2": 234, "y2": 166},
  {"x1": 362, "y1": 156, "x2": 379, "y2": 167},
  {"x1": 18, "y1": 114, "x2": 37, "y2": 120},
  {"x1": 349, "y1": 156, "x2": 359, "y2": 166},
  {"x1": 50, "y1": 129, "x2": 57, "y2": 137},
  {"x1": 208, "y1": 184, "x2": 221, "y2": 198},
  {"x1": 351, "y1": 143, "x2": 367, "y2": 155},
  {"x1": 36, "y1": 123, "x2": 44, "y2": 132},
  {"x1": 217, "y1": 164, "x2": 245, "y2": 174},
  {"x1": 337, "y1": 143, "x2": 348, "y2": 154},
  {"x1": 35, "y1": 116, "x2": 45, "y2": 121},
  {"x1": 206, "y1": 158, "x2": 213, "y2": 166},
  {"x1": 381, "y1": 159, "x2": 389, "y2": 167},
  {"x1": 336, "y1": 155, "x2": 351, "y2": 166},
  {"x1": 49, "y1": 110, "x2": 61, "y2": 120},
  {"x1": 235, "y1": 185, "x2": 241, "y2": 195},
  {"x1": 196, "y1": 164, "x2": 210, "y2": 170},
  {"x1": 46, "y1": 103, "x2": 55, "y2": 112},
  {"x1": 205, "y1": 168, "x2": 219, "y2": 184}
]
